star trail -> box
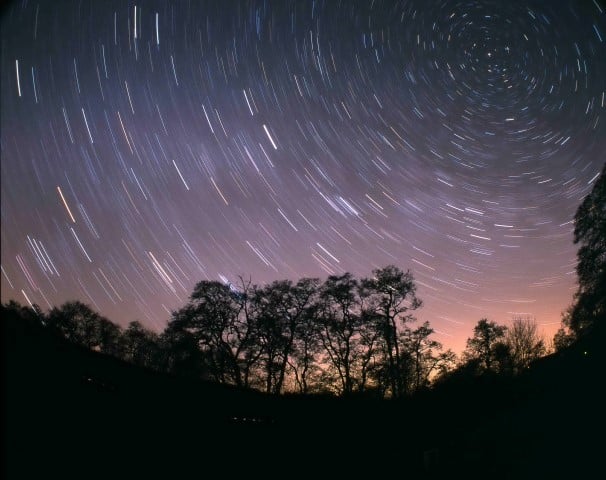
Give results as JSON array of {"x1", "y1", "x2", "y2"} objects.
[{"x1": 1, "y1": 0, "x2": 604, "y2": 353}]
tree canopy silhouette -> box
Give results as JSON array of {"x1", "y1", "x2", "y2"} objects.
[
  {"x1": 157, "y1": 265, "x2": 436, "y2": 397},
  {"x1": 554, "y1": 164, "x2": 605, "y2": 347},
  {"x1": 462, "y1": 318, "x2": 508, "y2": 374},
  {"x1": 504, "y1": 315, "x2": 545, "y2": 374},
  {"x1": 569, "y1": 163, "x2": 605, "y2": 333},
  {"x1": 5, "y1": 265, "x2": 461, "y2": 398},
  {"x1": 46, "y1": 301, "x2": 123, "y2": 356},
  {"x1": 168, "y1": 280, "x2": 256, "y2": 387}
]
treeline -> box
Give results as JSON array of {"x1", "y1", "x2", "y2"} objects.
[
  {"x1": 553, "y1": 163, "x2": 605, "y2": 348},
  {"x1": 5, "y1": 166, "x2": 603, "y2": 399},
  {"x1": 3, "y1": 265, "x2": 548, "y2": 398}
]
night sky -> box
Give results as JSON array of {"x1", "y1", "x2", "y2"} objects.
[{"x1": 1, "y1": 0, "x2": 604, "y2": 354}]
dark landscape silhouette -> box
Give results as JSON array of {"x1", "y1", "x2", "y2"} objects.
[
  {"x1": 2, "y1": 0, "x2": 605, "y2": 478},
  {"x1": 2, "y1": 164, "x2": 604, "y2": 478}
]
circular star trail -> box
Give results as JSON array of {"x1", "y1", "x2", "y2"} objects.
[{"x1": 1, "y1": 0, "x2": 605, "y2": 353}]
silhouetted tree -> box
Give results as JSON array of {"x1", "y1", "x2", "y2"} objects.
[
  {"x1": 254, "y1": 278, "x2": 319, "y2": 394},
  {"x1": 362, "y1": 265, "x2": 422, "y2": 398},
  {"x1": 168, "y1": 280, "x2": 258, "y2": 387},
  {"x1": 569, "y1": 164, "x2": 606, "y2": 334},
  {"x1": 552, "y1": 305, "x2": 577, "y2": 352},
  {"x1": 400, "y1": 321, "x2": 455, "y2": 392},
  {"x1": 356, "y1": 305, "x2": 385, "y2": 394},
  {"x1": 234, "y1": 277, "x2": 264, "y2": 388},
  {"x1": 158, "y1": 323, "x2": 209, "y2": 379},
  {"x1": 121, "y1": 321, "x2": 160, "y2": 369},
  {"x1": 317, "y1": 273, "x2": 364, "y2": 395},
  {"x1": 505, "y1": 316, "x2": 545, "y2": 373},
  {"x1": 430, "y1": 349, "x2": 458, "y2": 381},
  {"x1": 46, "y1": 301, "x2": 123, "y2": 355},
  {"x1": 463, "y1": 319, "x2": 508, "y2": 374},
  {"x1": 553, "y1": 325, "x2": 576, "y2": 352},
  {"x1": 492, "y1": 341, "x2": 515, "y2": 375},
  {"x1": 2, "y1": 300, "x2": 45, "y2": 327},
  {"x1": 287, "y1": 302, "x2": 322, "y2": 394}
]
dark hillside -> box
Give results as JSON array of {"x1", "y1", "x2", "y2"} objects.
[
  {"x1": 2, "y1": 310, "x2": 425, "y2": 477},
  {"x1": 3, "y1": 311, "x2": 604, "y2": 479},
  {"x1": 2, "y1": 310, "x2": 280, "y2": 478},
  {"x1": 416, "y1": 321, "x2": 605, "y2": 478}
]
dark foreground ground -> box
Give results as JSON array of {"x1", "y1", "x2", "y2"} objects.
[{"x1": 2, "y1": 314, "x2": 604, "y2": 479}]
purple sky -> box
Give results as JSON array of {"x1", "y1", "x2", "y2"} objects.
[{"x1": 2, "y1": 0, "x2": 604, "y2": 353}]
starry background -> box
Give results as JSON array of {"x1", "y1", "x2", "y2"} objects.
[{"x1": 1, "y1": 0, "x2": 604, "y2": 354}]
